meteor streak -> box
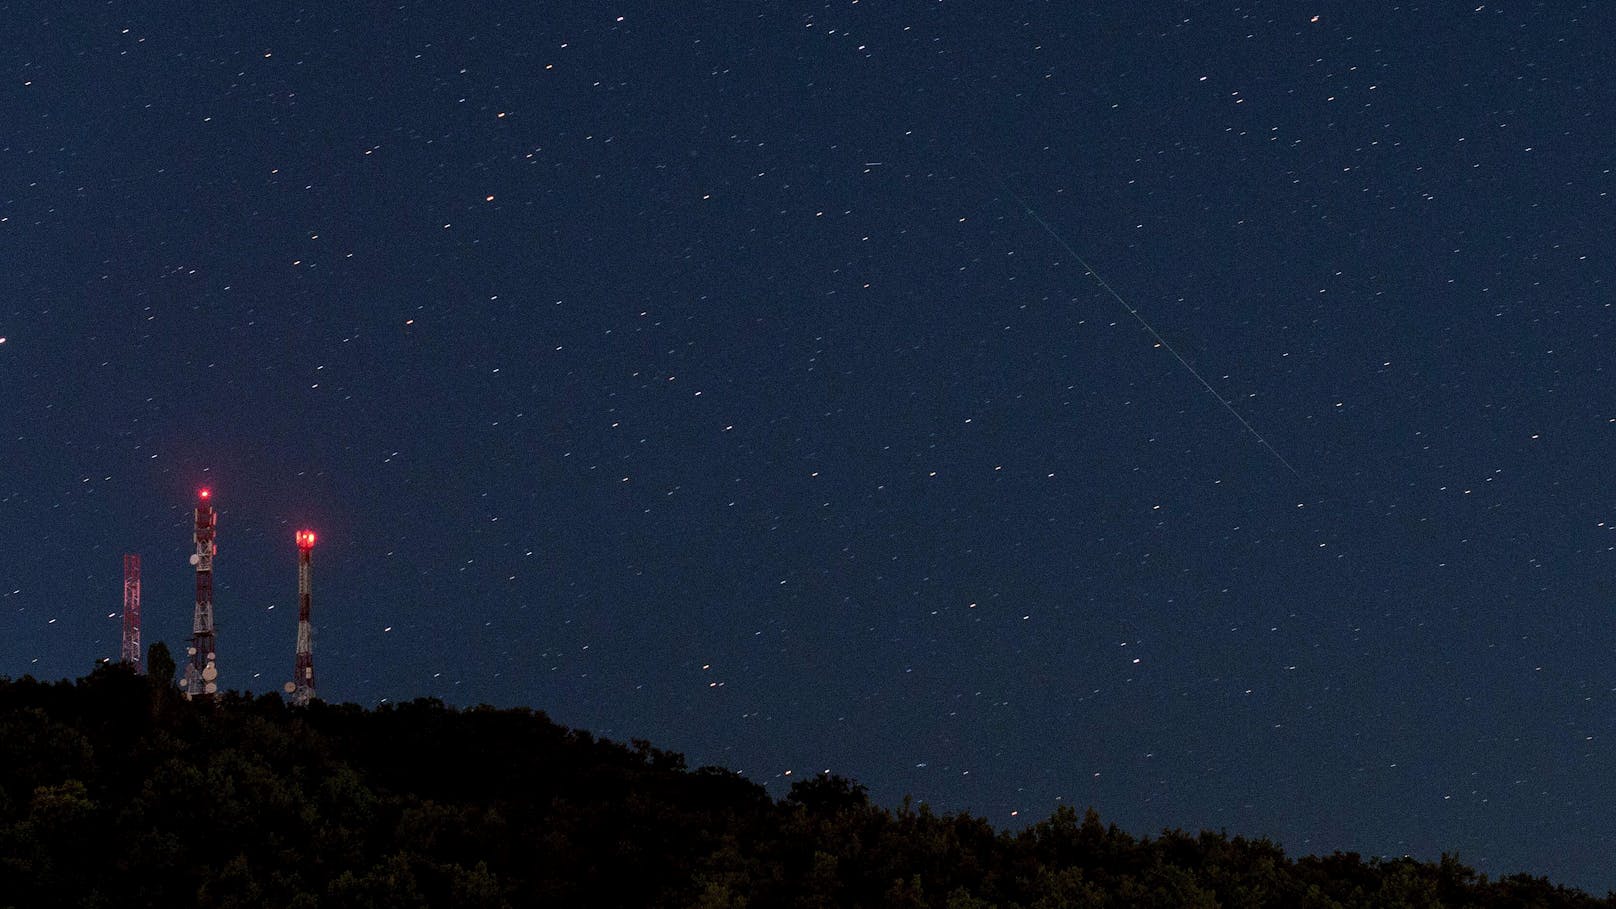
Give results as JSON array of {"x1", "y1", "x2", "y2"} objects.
[{"x1": 989, "y1": 175, "x2": 1300, "y2": 479}]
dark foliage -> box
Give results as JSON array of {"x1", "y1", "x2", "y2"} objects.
[
  {"x1": 145, "y1": 641, "x2": 175, "y2": 689},
  {"x1": 0, "y1": 664, "x2": 1610, "y2": 908}
]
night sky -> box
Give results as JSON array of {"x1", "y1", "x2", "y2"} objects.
[{"x1": 5, "y1": 1, "x2": 1615, "y2": 890}]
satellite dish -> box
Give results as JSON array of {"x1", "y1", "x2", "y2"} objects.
[
  {"x1": 283, "y1": 682, "x2": 296, "y2": 693},
  {"x1": 178, "y1": 678, "x2": 189, "y2": 687},
  {"x1": 189, "y1": 554, "x2": 201, "y2": 566},
  {"x1": 186, "y1": 646, "x2": 198, "y2": 656},
  {"x1": 202, "y1": 664, "x2": 218, "y2": 681},
  {"x1": 203, "y1": 682, "x2": 217, "y2": 694}
]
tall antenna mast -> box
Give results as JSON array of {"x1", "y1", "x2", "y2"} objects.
[
  {"x1": 121, "y1": 554, "x2": 142, "y2": 671},
  {"x1": 182, "y1": 488, "x2": 219, "y2": 700},
  {"x1": 287, "y1": 529, "x2": 317, "y2": 705}
]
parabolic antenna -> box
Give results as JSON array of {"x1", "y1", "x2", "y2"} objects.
[{"x1": 189, "y1": 554, "x2": 201, "y2": 566}]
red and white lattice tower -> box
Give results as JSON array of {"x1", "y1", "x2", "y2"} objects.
[
  {"x1": 182, "y1": 488, "x2": 219, "y2": 700},
  {"x1": 286, "y1": 530, "x2": 317, "y2": 705},
  {"x1": 121, "y1": 554, "x2": 142, "y2": 671}
]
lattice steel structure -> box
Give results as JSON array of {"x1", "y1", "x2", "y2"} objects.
[
  {"x1": 121, "y1": 554, "x2": 141, "y2": 671},
  {"x1": 182, "y1": 489, "x2": 219, "y2": 700},
  {"x1": 287, "y1": 530, "x2": 317, "y2": 705}
]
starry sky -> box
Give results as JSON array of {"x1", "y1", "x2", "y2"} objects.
[{"x1": 4, "y1": 0, "x2": 1615, "y2": 891}]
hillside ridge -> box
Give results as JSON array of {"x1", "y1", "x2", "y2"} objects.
[{"x1": 0, "y1": 662, "x2": 1607, "y2": 908}]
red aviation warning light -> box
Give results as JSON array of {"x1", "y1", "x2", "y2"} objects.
[
  {"x1": 296, "y1": 530, "x2": 316, "y2": 549},
  {"x1": 199, "y1": 488, "x2": 212, "y2": 500}
]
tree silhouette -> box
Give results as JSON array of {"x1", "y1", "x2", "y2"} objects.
[
  {"x1": 0, "y1": 666, "x2": 1611, "y2": 908},
  {"x1": 147, "y1": 641, "x2": 176, "y2": 688}
]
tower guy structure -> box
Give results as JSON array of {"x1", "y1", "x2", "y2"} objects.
[
  {"x1": 287, "y1": 529, "x2": 317, "y2": 705},
  {"x1": 183, "y1": 488, "x2": 219, "y2": 700},
  {"x1": 121, "y1": 554, "x2": 142, "y2": 671}
]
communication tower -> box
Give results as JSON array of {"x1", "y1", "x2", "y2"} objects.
[
  {"x1": 182, "y1": 489, "x2": 219, "y2": 700},
  {"x1": 286, "y1": 530, "x2": 317, "y2": 705},
  {"x1": 121, "y1": 554, "x2": 141, "y2": 671}
]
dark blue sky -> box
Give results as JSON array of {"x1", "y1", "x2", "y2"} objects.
[{"x1": 5, "y1": 1, "x2": 1615, "y2": 891}]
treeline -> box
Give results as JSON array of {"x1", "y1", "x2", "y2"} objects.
[{"x1": 0, "y1": 660, "x2": 1607, "y2": 908}]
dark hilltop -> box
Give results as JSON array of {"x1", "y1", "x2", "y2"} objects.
[{"x1": 0, "y1": 657, "x2": 1609, "y2": 908}]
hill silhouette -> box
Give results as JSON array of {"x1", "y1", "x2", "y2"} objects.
[{"x1": 0, "y1": 658, "x2": 1608, "y2": 908}]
